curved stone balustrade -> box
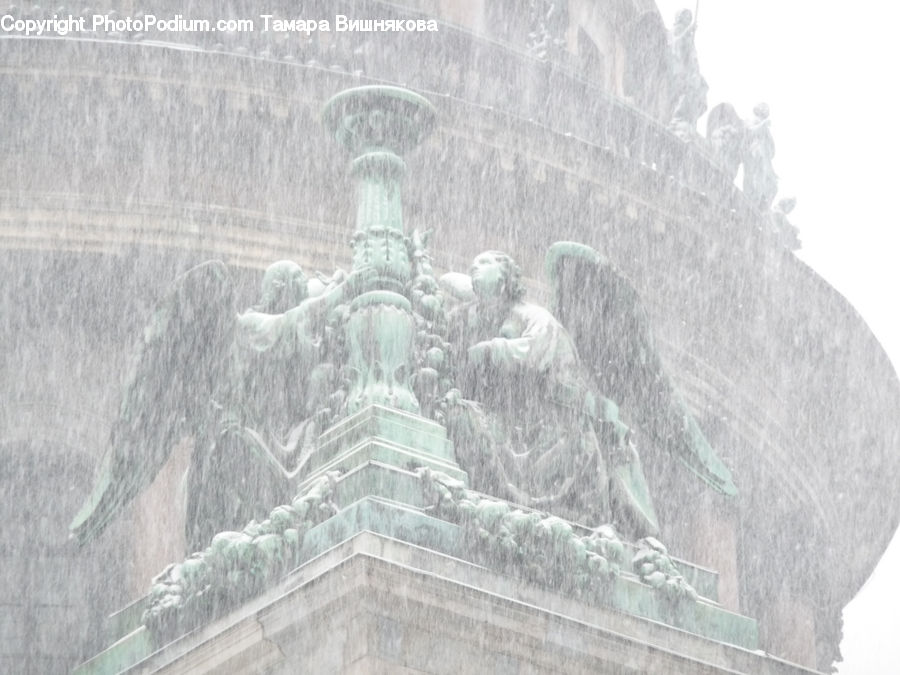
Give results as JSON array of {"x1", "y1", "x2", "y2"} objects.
[{"x1": 2, "y1": 1, "x2": 747, "y2": 213}]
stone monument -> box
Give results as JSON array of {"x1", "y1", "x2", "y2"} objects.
[
  {"x1": 73, "y1": 86, "x2": 817, "y2": 675},
  {"x1": 4, "y1": 4, "x2": 898, "y2": 673}
]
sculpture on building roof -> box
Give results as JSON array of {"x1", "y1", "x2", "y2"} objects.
[
  {"x1": 69, "y1": 258, "x2": 370, "y2": 550},
  {"x1": 71, "y1": 87, "x2": 736, "y2": 599},
  {"x1": 62, "y1": 86, "x2": 749, "y2": 646},
  {"x1": 770, "y1": 196, "x2": 800, "y2": 250},
  {"x1": 624, "y1": 11, "x2": 670, "y2": 114},
  {"x1": 706, "y1": 102, "x2": 744, "y2": 181},
  {"x1": 71, "y1": 86, "x2": 437, "y2": 550},
  {"x1": 440, "y1": 244, "x2": 736, "y2": 539},
  {"x1": 137, "y1": 240, "x2": 738, "y2": 634},
  {"x1": 742, "y1": 102, "x2": 779, "y2": 210},
  {"x1": 668, "y1": 8, "x2": 708, "y2": 132},
  {"x1": 706, "y1": 101, "x2": 786, "y2": 216},
  {"x1": 442, "y1": 250, "x2": 629, "y2": 532}
]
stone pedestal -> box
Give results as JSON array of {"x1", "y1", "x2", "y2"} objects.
[
  {"x1": 82, "y1": 530, "x2": 820, "y2": 674},
  {"x1": 76, "y1": 405, "x2": 823, "y2": 675}
]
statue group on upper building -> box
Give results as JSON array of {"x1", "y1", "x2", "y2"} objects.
[
  {"x1": 706, "y1": 101, "x2": 781, "y2": 213},
  {"x1": 667, "y1": 8, "x2": 708, "y2": 138}
]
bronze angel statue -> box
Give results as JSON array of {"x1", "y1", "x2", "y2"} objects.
[
  {"x1": 439, "y1": 243, "x2": 736, "y2": 538},
  {"x1": 70, "y1": 260, "x2": 369, "y2": 550}
]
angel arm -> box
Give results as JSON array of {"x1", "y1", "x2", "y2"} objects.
[
  {"x1": 280, "y1": 265, "x2": 375, "y2": 330},
  {"x1": 467, "y1": 305, "x2": 567, "y2": 374},
  {"x1": 70, "y1": 261, "x2": 237, "y2": 545}
]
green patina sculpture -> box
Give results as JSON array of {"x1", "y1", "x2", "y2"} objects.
[
  {"x1": 70, "y1": 85, "x2": 738, "y2": 643},
  {"x1": 141, "y1": 466, "x2": 627, "y2": 633},
  {"x1": 442, "y1": 250, "x2": 652, "y2": 534},
  {"x1": 632, "y1": 536, "x2": 700, "y2": 602},
  {"x1": 439, "y1": 244, "x2": 736, "y2": 540},
  {"x1": 420, "y1": 468, "x2": 629, "y2": 595},
  {"x1": 545, "y1": 241, "x2": 736, "y2": 499},
  {"x1": 69, "y1": 258, "x2": 369, "y2": 550},
  {"x1": 323, "y1": 85, "x2": 436, "y2": 294},
  {"x1": 143, "y1": 471, "x2": 342, "y2": 638},
  {"x1": 323, "y1": 86, "x2": 440, "y2": 415},
  {"x1": 70, "y1": 86, "x2": 437, "y2": 550},
  {"x1": 142, "y1": 466, "x2": 701, "y2": 635}
]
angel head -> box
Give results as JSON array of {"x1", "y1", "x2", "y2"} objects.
[
  {"x1": 774, "y1": 196, "x2": 797, "y2": 215},
  {"x1": 673, "y1": 9, "x2": 693, "y2": 31},
  {"x1": 469, "y1": 251, "x2": 526, "y2": 304},
  {"x1": 753, "y1": 102, "x2": 770, "y2": 121},
  {"x1": 256, "y1": 260, "x2": 308, "y2": 313}
]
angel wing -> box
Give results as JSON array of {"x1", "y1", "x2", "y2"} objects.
[
  {"x1": 70, "y1": 261, "x2": 237, "y2": 545},
  {"x1": 546, "y1": 242, "x2": 737, "y2": 496}
]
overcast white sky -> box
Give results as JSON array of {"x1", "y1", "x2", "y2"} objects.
[{"x1": 653, "y1": 1, "x2": 900, "y2": 672}]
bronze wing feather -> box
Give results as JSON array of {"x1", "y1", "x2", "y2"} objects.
[
  {"x1": 546, "y1": 241, "x2": 737, "y2": 496},
  {"x1": 69, "y1": 260, "x2": 237, "y2": 545}
]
